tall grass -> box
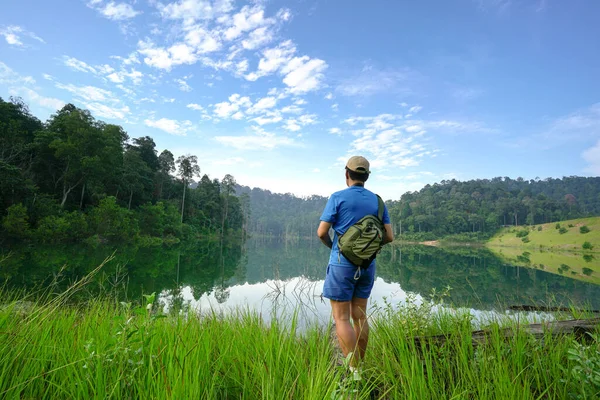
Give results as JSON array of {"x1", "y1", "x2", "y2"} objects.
[{"x1": 1, "y1": 282, "x2": 599, "y2": 399}]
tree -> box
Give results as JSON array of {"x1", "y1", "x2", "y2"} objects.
[
  {"x1": 176, "y1": 155, "x2": 200, "y2": 223},
  {"x1": 220, "y1": 174, "x2": 237, "y2": 236},
  {"x1": 122, "y1": 148, "x2": 153, "y2": 209},
  {"x1": 157, "y1": 150, "x2": 175, "y2": 200}
]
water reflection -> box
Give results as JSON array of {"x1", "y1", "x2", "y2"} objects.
[{"x1": 2, "y1": 239, "x2": 599, "y2": 324}]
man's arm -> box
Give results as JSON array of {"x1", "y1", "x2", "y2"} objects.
[
  {"x1": 382, "y1": 223, "x2": 394, "y2": 245},
  {"x1": 317, "y1": 221, "x2": 333, "y2": 249}
]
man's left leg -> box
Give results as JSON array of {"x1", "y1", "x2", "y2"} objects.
[{"x1": 350, "y1": 296, "x2": 369, "y2": 363}]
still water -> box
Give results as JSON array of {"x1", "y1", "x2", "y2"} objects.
[{"x1": 2, "y1": 239, "x2": 599, "y2": 325}]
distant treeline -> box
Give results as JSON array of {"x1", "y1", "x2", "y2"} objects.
[
  {"x1": 237, "y1": 185, "x2": 326, "y2": 238},
  {"x1": 0, "y1": 97, "x2": 246, "y2": 244},
  {"x1": 387, "y1": 176, "x2": 600, "y2": 240},
  {"x1": 238, "y1": 177, "x2": 600, "y2": 240}
]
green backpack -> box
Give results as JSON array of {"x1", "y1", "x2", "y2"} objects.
[{"x1": 337, "y1": 195, "x2": 385, "y2": 268}]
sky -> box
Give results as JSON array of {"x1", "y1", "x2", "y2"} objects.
[{"x1": 1, "y1": 0, "x2": 599, "y2": 200}]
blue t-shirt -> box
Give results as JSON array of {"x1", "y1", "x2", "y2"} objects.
[{"x1": 320, "y1": 185, "x2": 391, "y2": 266}]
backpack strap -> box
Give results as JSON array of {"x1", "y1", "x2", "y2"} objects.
[{"x1": 376, "y1": 195, "x2": 384, "y2": 222}]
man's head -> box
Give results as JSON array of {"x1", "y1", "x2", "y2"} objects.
[{"x1": 345, "y1": 156, "x2": 370, "y2": 184}]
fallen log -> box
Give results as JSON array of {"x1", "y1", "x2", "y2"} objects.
[
  {"x1": 509, "y1": 305, "x2": 600, "y2": 314},
  {"x1": 412, "y1": 318, "x2": 600, "y2": 350}
]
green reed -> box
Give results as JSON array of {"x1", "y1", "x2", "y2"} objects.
[{"x1": 0, "y1": 283, "x2": 598, "y2": 399}]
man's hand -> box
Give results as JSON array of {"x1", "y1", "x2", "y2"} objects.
[
  {"x1": 317, "y1": 221, "x2": 333, "y2": 249},
  {"x1": 382, "y1": 223, "x2": 394, "y2": 245}
]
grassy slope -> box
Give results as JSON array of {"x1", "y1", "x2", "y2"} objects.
[
  {"x1": 487, "y1": 217, "x2": 600, "y2": 284},
  {"x1": 487, "y1": 217, "x2": 600, "y2": 252}
]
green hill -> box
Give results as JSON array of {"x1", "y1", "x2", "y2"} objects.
[{"x1": 487, "y1": 217, "x2": 600, "y2": 252}]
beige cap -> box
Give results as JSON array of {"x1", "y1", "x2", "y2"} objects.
[{"x1": 346, "y1": 156, "x2": 371, "y2": 174}]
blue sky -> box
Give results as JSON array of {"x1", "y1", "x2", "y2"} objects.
[{"x1": 1, "y1": 0, "x2": 599, "y2": 200}]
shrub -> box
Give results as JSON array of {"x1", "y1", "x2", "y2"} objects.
[
  {"x1": 516, "y1": 230, "x2": 529, "y2": 238},
  {"x1": 34, "y1": 212, "x2": 88, "y2": 243},
  {"x1": 580, "y1": 226, "x2": 591, "y2": 234},
  {"x1": 559, "y1": 227, "x2": 568, "y2": 234},
  {"x1": 582, "y1": 267, "x2": 593, "y2": 276},
  {"x1": 537, "y1": 226, "x2": 542, "y2": 231},
  {"x1": 558, "y1": 264, "x2": 571, "y2": 274},
  {"x1": 521, "y1": 237, "x2": 530, "y2": 243},
  {"x1": 555, "y1": 223, "x2": 561, "y2": 229},
  {"x1": 568, "y1": 224, "x2": 574, "y2": 228},
  {"x1": 583, "y1": 254, "x2": 595, "y2": 263},
  {"x1": 34, "y1": 215, "x2": 70, "y2": 243},
  {"x1": 89, "y1": 197, "x2": 139, "y2": 242},
  {"x1": 582, "y1": 241, "x2": 594, "y2": 251},
  {"x1": 1, "y1": 203, "x2": 30, "y2": 239}
]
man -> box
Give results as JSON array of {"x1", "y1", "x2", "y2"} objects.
[{"x1": 317, "y1": 156, "x2": 394, "y2": 376}]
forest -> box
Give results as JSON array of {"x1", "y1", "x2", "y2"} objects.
[
  {"x1": 241, "y1": 177, "x2": 600, "y2": 241},
  {"x1": 0, "y1": 97, "x2": 246, "y2": 244},
  {"x1": 2, "y1": 96, "x2": 599, "y2": 244}
]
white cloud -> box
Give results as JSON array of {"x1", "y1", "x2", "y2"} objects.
[
  {"x1": 242, "y1": 26, "x2": 273, "y2": 50},
  {"x1": 332, "y1": 103, "x2": 339, "y2": 111},
  {"x1": 97, "y1": 2, "x2": 141, "y2": 20},
  {"x1": 0, "y1": 26, "x2": 45, "y2": 47},
  {"x1": 97, "y1": 64, "x2": 115, "y2": 74},
  {"x1": 280, "y1": 105, "x2": 303, "y2": 114},
  {"x1": 474, "y1": 0, "x2": 512, "y2": 14},
  {"x1": 158, "y1": 0, "x2": 234, "y2": 22},
  {"x1": 184, "y1": 25, "x2": 221, "y2": 53},
  {"x1": 283, "y1": 119, "x2": 301, "y2": 132},
  {"x1": 145, "y1": 117, "x2": 193, "y2": 136},
  {"x1": 9, "y1": 87, "x2": 65, "y2": 110},
  {"x1": 86, "y1": 103, "x2": 131, "y2": 120},
  {"x1": 213, "y1": 93, "x2": 252, "y2": 119},
  {"x1": 246, "y1": 96, "x2": 277, "y2": 114},
  {"x1": 452, "y1": 87, "x2": 483, "y2": 101},
  {"x1": 62, "y1": 56, "x2": 98, "y2": 74},
  {"x1": 222, "y1": 6, "x2": 270, "y2": 41},
  {"x1": 111, "y1": 52, "x2": 140, "y2": 65},
  {"x1": 215, "y1": 126, "x2": 298, "y2": 150},
  {"x1": 107, "y1": 72, "x2": 124, "y2": 83},
  {"x1": 582, "y1": 140, "x2": 600, "y2": 174},
  {"x1": 42, "y1": 73, "x2": 54, "y2": 81},
  {"x1": 137, "y1": 40, "x2": 184, "y2": 70},
  {"x1": 252, "y1": 113, "x2": 283, "y2": 125},
  {"x1": 116, "y1": 84, "x2": 135, "y2": 96},
  {"x1": 523, "y1": 103, "x2": 600, "y2": 151},
  {"x1": 329, "y1": 127, "x2": 342, "y2": 135},
  {"x1": 281, "y1": 56, "x2": 327, "y2": 94},
  {"x1": 55, "y1": 83, "x2": 117, "y2": 103},
  {"x1": 175, "y1": 77, "x2": 192, "y2": 92},
  {"x1": 246, "y1": 40, "x2": 296, "y2": 80},
  {"x1": 336, "y1": 67, "x2": 417, "y2": 97},
  {"x1": 409, "y1": 105, "x2": 422, "y2": 114},
  {"x1": 324, "y1": 92, "x2": 333, "y2": 100},
  {"x1": 214, "y1": 157, "x2": 245, "y2": 165},
  {"x1": 0, "y1": 62, "x2": 36, "y2": 85},
  {"x1": 187, "y1": 103, "x2": 204, "y2": 111}
]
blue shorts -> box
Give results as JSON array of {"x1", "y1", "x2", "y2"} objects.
[{"x1": 322, "y1": 264, "x2": 376, "y2": 302}]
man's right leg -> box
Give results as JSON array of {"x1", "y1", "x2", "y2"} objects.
[
  {"x1": 330, "y1": 299, "x2": 358, "y2": 365},
  {"x1": 350, "y1": 297, "x2": 369, "y2": 362}
]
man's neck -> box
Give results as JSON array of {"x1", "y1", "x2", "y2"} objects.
[{"x1": 348, "y1": 181, "x2": 364, "y2": 187}]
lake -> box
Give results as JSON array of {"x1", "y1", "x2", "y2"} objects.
[{"x1": 2, "y1": 239, "x2": 599, "y2": 325}]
